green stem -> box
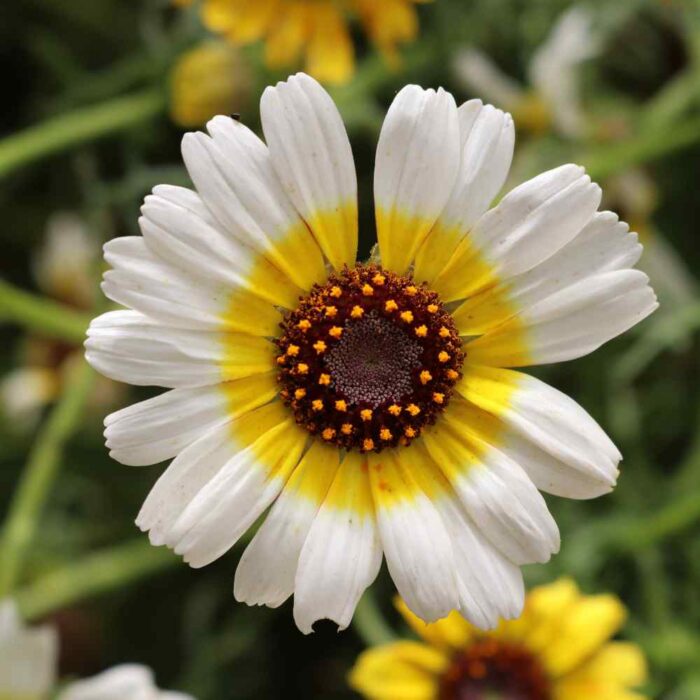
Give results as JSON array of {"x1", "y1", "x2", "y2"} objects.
[
  {"x1": 582, "y1": 115, "x2": 700, "y2": 181},
  {"x1": 16, "y1": 539, "x2": 178, "y2": 621},
  {"x1": 0, "y1": 278, "x2": 91, "y2": 343},
  {"x1": 0, "y1": 88, "x2": 164, "y2": 178},
  {"x1": 0, "y1": 358, "x2": 94, "y2": 596},
  {"x1": 352, "y1": 588, "x2": 397, "y2": 647}
]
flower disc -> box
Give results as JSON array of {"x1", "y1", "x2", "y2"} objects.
[{"x1": 276, "y1": 264, "x2": 464, "y2": 452}]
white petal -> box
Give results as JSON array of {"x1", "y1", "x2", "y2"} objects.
[
  {"x1": 260, "y1": 73, "x2": 358, "y2": 270},
  {"x1": 374, "y1": 85, "x2": 460, "y2": 273},
  {"x1": 104, "y1": 373, "x2": 276, "y2": 467},
  {"x1": 435, "y1": 164, "x2": 602, "y2": 301},
  {"x1": 293, "y1": 453, "x2": 382, "y2": 634},
  {"x1": 457, "y1": 365, "x2": 621, "y2": 498},
  {"x1": 452, "y1": 48, "x2": 525, "y2": 109},
  {"x1": 103, "y1": 236, "x2": 267, "y2": 333},
  {"x1": 165, "y1": 415, "x2": 306, "y2": 568},
  {"x1": 85, "y1": 310, "x2": 272, "y2": 388},
  {"x1": 56, "y1": 664, "x2": 193, "y2": 700},
  {"x1": 368, "y1": 452, "x2": 460, "y2": 623},
  {"x1": 423, "y1": 422, "x2": 560, "y2": 565},
  {"x1": 0, "y1": 600, "x2": 57, "y2": 698},
  {"x1": 415, "y1": 100, "x2": 515, "y2": 283},
  {"x1": 453, "y1": 211, "x2": 642, "y2": 334},
  {"x1": 140, "y1": 185, "x2": 302, "y2": 308},
  {"x1": 468, "y1": 269, "x2": 658, "y2": 366},
  {"x1": 181, "y1": 118, "x2": 325, "y2": 290},
  {"x1": 234, "y1": 442, "x2": 340, "y2": 609},
  {"x1": 403, "y1": 445, "x2": 525, "y2": 629}
]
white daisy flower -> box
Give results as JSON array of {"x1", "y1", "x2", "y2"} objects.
[
  {"x1": 453, "y1": 6, "x2": 599, "y2": 137},
  {"x1": 57, "y1": 664, "x2": 192, "y2": 700},
  {"x1": 85, "y1": 73, "x2": 657, "y2": 634},
  {"x1": 0, "y1": 599, "x2": 58, "y2": 699}
]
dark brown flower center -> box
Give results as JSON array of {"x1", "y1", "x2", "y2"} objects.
[
  {"x1": 440, "y1": 639, "x2": 551, "y2": 700},
  {"x1": 275, "y1": 263, "x2": 464, "y2": 452}
]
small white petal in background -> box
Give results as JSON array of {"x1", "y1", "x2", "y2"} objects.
[
  {"x1": 56, "y1": 664, "x2": 194, "y2": 700},
  {"x1": 453, "y1": 6, "x2": 599, "y2": 139},
  {"x1": 0, "y1": 598, "x2": 58, "y2": 700},
  {"x1": 33, "y1": 212, "x2": 99, "y2": 309}
]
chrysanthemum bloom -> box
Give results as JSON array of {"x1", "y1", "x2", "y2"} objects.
[
  {"x1": 454, "y1": 7, "x2": 599, "y2": 137},
  {"x1": 177, "y1": 0, "x2": 430, "y2": 84},
  {"x1": 56, "y1": 665, "x2": 193, "y2": 700},
  {"x1": 170, "y1": 41, "x2": 253, "y2": 127},
  {"x1": 0, "y1": 599, "x2": 57, "y2": 699},
  {"x1": 85, "y1": 73, "x2": 657, "y2": 633},
  {"x1": 350, "y1": 579, "x2": 648, "y2": 700}
]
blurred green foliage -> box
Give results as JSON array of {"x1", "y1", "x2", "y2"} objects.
[{"x1": 1, "y1": 0, "x2": 700, "y2": 698}]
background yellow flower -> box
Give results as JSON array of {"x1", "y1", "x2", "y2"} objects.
[{"x1": 350, "y1": 579, "x2": 648, "y2": 699}]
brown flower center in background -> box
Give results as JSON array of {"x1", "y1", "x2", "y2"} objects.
[
  {"x1": 440, "y1": 639, "x2": 551, "y2": 700},
  {"x1": 276, "y1": 263, "x2": 464, "y2": 452}
]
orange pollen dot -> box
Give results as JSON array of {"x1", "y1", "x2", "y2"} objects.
[
  {"x1": 351, "y1": 305, "x2": 364, "y2": 318},
  {"x1": 433, "y1": 392, "x2": 445, "y2": 404},
  {"x1": 330, "y1": 286, "x2": 342, "y2": 298},
  {"x1": 296, "y1": 363, "x2": 309, "y2": 375},
  {"x1": 388, "y1": 404, "x2": 402, "y2": 416},
  {"x1": 447, "y1": 369, "x2": 459, "y2": 380},
  {"x1": 313, "y1": 340, "x2": 327, "y2": 354},
  {"x1": 384, "y1": 299, "x2": 398, "y2": 312},
  {"x1": 276, "y1": 355, "x2": 286, "y2": 365},
  {"x1": 427, "y1": 304, "x2": 439, "y2": 313},
  {"x1": 329, "y1": 326, "x2": 343, "y2": 338},
  {"x1": 372, "y1": 273, "x2": 386, "y2": 285},
  {"x1": 400, "y1": 310, "x2": 414, "y2": 323},
  {"x1": 360, "y1": 409, "x2": 373, "y2": 421},
  {"x1": 404, "y1": 427, "x2": 417, "y2": 438},
  {"x1": 439, "y1": 326, "x2": 450, "y2": 338},
  {"x1": 335, "y1": 399, "x2": 347, "y2": 412},
  {"x1": 318, "y1": 373, "x2": 331, "y2": 385},
  {"x1": 322, "y1": 427, "x2": 336, "y2": 440},
  {"x1": 286, "y1": 344, "x2": 299, "y2": 356},
  {"x1": 407, "y1": 403, "x2": 421, "y2": 416},
  {"x1": 294, "y1": 388, "x2": 306, "y2": 400},
  {"x1": 362, "y1": 283, "x2": 374, "y2": 296},
  {"x1": 469, "y1": 661, "x2": 487, "y2": 679},
  {"x1": 341, "y1": 423, "x2": 354, "y2": 435},
  {"x1": 405, "y1": 285, "x2": 417, "y2": 296},
  {"x1": 363, "y1": 438, "x2": 375, "y2": 451},
  {"x1": 324, "y1": 306, "x2": 337, "y2": 318},
  {"x1": 297, "y1": 319, "x2": 311, "y2": 331},
  {"x1": 311, "y1": 399, "x2": 324, "y2": 411},
  {"x1": 438, "y1": 351, "x2": 450, "y2": 363},
  {"x1": 420, "y1": 370, "x2": 433, "y2": 384},
  {"x1": 414, "y1": 325, "x2": 428, "y2": 337},
  {"x1": 379, "y1": 428, "x2": 393, "y2": 441}
]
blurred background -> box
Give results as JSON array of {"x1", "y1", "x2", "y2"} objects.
[{"x1": 1, "y1": 0, "x2": 700, "y2": 697}]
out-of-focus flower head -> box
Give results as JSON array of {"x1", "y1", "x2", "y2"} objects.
[
  {"x1": 56, "y1": 664, "x2": 194, "y2": 700},
  {"x1": 0, "y1": 598, "x2": 58, "y2": 700},
  {"x1": 170, "y1": 41, "x2": 253, "y2": 127},
  {"x1": 454, "y1": 6, "x2": 600, "y2": 138},
  {"x1": 350, "y1": 578, "x2": 648, "y2": 700},
  {"x1": 177, "y1": 0, "x2": 431, "y2": 85},
  {"x1": 33, "y1": 212, "x2": 99, "y2": 310}
]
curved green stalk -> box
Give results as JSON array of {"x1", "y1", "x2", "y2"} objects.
[
  {"x1": 0, "y1": 358, "x2": 94, "y2": 596},
  {"x1": 0, "y1": 88, "x2": 164, "y2": 178},
  {"x1": 0, "y1": 278, "x2": 91, "y2": 344},
  {"x1": 353, "y1": 588, "x2": 397, "y2": 647},
  {"x1": 16, "y1": 539, "x2": 178, "y2": 620}
]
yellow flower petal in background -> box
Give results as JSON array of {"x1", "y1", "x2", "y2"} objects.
[
  {"x1": 170, "y1": 41, "x2": 252, "y2": 128},
  {"x1": 306, "y1": 3, "x2": 355, "y2": 85},
  {"x1": 394, "y1": 598, "x2": 474, "y2": 651},
  {"x1": 349, "y1": 640, "x2": 445, "y2": 700}
]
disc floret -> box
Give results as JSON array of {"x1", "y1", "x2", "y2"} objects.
[{"x1": 276, "y1": 264, "x2": 464, "y2": 452}]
